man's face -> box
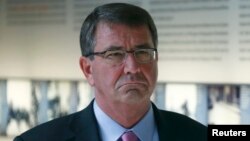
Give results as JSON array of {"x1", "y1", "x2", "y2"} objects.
[{"x1": 81, "y1": 22, "x2": 158, "y2": 107}]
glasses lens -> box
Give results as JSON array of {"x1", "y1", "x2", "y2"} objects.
[
  {"x1": 103, "y1": 50, "x2": 125, "y2": 64},
  {"x1": 135, "y1": 49, "x2": 154, "y2": 63}
]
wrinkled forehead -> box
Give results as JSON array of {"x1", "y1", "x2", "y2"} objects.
[
  {"x1": 95, "y1": 20, "x2": 150, "y2": 35},
  {"x1": 94, "y1": 22, "x2": 154, "y2": 51}
]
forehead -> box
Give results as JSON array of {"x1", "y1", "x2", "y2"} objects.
[{"x1": 94, "y1": 22, "x2": 153, "y2": 50}]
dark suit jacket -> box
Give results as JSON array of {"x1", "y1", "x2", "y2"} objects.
[{"x1": 14, "y1": 100, "x2": 207, "y2": 141}]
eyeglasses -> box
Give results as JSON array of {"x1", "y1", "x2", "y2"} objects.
[{"x1": 85, "y1": 48, "x2": 157, "y2": 65}]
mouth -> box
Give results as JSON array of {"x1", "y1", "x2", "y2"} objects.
[
  {"x1": 116, "y1": 74, "x2": 148, "y2": 90},
  {"x1": 117, "y1": 82, "x2": 147, "y2": 89},
  {"x1": 118, "y1": 83, "x2": 148, "y2": 97}
]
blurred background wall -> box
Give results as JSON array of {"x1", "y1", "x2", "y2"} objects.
[{"x1": 1, "y1": 0, "x2": 250, "y2": 140}]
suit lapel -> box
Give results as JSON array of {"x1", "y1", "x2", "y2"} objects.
[
  {"x1": 152, "y1": 103, "x2": 207, "y2": 141},
  {"x1": 64, "y1": 101, "x2": 179, "y2": 141},
  {"x1": 66, "y1": 100, "x2": 101, "y2": 141},
  {"x1": 152, "y1": 103, "x2": 175, "y2": 141}
]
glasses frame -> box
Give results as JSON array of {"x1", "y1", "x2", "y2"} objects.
[{"x1": 85, "y1": 48, "x2": 158, "y2": 65}]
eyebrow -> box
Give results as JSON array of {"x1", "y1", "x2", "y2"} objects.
[
  {"x1": 134, "y1": 43, "x2": 154, "y2": 49},
  {"x1": 105, "y1": 46, "x2": 123, "y2": 50}
]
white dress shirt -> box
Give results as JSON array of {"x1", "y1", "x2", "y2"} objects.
[{"x1": 93, "y1": 100, "x2": 159, "y2": 141}]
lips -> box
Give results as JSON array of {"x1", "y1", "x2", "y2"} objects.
[
  {"x1": 117, "y1": 81, "x2": 147, "y2": 89},
  {"x1": 116, "y1": 74, "x2": 148, "y2": 89}
]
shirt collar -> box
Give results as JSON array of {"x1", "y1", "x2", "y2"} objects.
[
  {"x1": 131, "y1": 104, "x2": 156, "y2": 141},
  {"x1": 93, "y1": 100, "x2": 157, "y2": 141}
]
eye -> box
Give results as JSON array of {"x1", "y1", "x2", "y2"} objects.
[
  {"x1": 137, "y1": 49, "x2": 150, "y2": 55},
  {"x1": 104, "y1": 50, "x2": 125, "y2": 59},
  {"x1": 136, "y1": 49, "x2": 151, "y2": 57}
]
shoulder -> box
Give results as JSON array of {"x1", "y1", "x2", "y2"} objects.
[
  {"x1": 14, "y1": 100, "x2": 98, "y2": 141},
  {"x1": 14, "y1": 110, "x2": 82, "y2": 141},
  {"x1": 158, "y1": 109, "x2": 206, "y2": 129},
  {"x1": 153, "y1": 105, "x2": 207, "y2": 141}
]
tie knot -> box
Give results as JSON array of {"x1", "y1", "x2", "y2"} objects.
[{"x1": 121, "y1": 131, "x2": 138, "y2": 141}]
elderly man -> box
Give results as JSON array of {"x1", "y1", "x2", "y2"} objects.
[{"x1": 14, "y1": 3, "x2": 207, "y2": 141}]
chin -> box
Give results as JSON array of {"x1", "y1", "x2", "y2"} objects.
[{"x1": 122, "y1": 91, "x2": 149, "y2": 102}]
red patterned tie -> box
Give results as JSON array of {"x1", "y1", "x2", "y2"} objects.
[{"x1": 121, "y1": 131, "x2": 138, "y2": 141}]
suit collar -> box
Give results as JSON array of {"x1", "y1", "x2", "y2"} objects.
[
  {"x1": 67, "y1": 100, "x2": 101, "y2": 141},
  {"x1": 152, "y1": 103, "x2": 172, "y2": 141},
  {"x1": 65, "y1": 101, "x2": 170, "y2": 141}
]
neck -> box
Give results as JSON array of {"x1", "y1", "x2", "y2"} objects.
[{"x1": 96, "y1": 99, "x2": 151, "y2": 128}]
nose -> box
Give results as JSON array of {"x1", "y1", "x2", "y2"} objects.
[{"x1": 123, "y1": 53, "x2": 141, "y2": 74}]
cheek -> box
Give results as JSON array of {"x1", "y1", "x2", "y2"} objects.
[
  {"x1": 93, "y1": 64, "x2": 122, "y2": 87},
  {"x1": 143, "y1": 64, "x2": 158, "y2": 84}
]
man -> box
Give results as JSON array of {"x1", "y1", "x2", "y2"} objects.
[{"x1": 14, "y1": 3, "x2": 207, "y2": 141}]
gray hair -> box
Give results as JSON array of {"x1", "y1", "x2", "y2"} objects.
[{"x1": 79, "y1": 3, "x2": 158, "y2": 59}]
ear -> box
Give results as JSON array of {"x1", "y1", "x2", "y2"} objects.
[{"x1": 79, "y1": 56, "x2": 94, "y2": 86}]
